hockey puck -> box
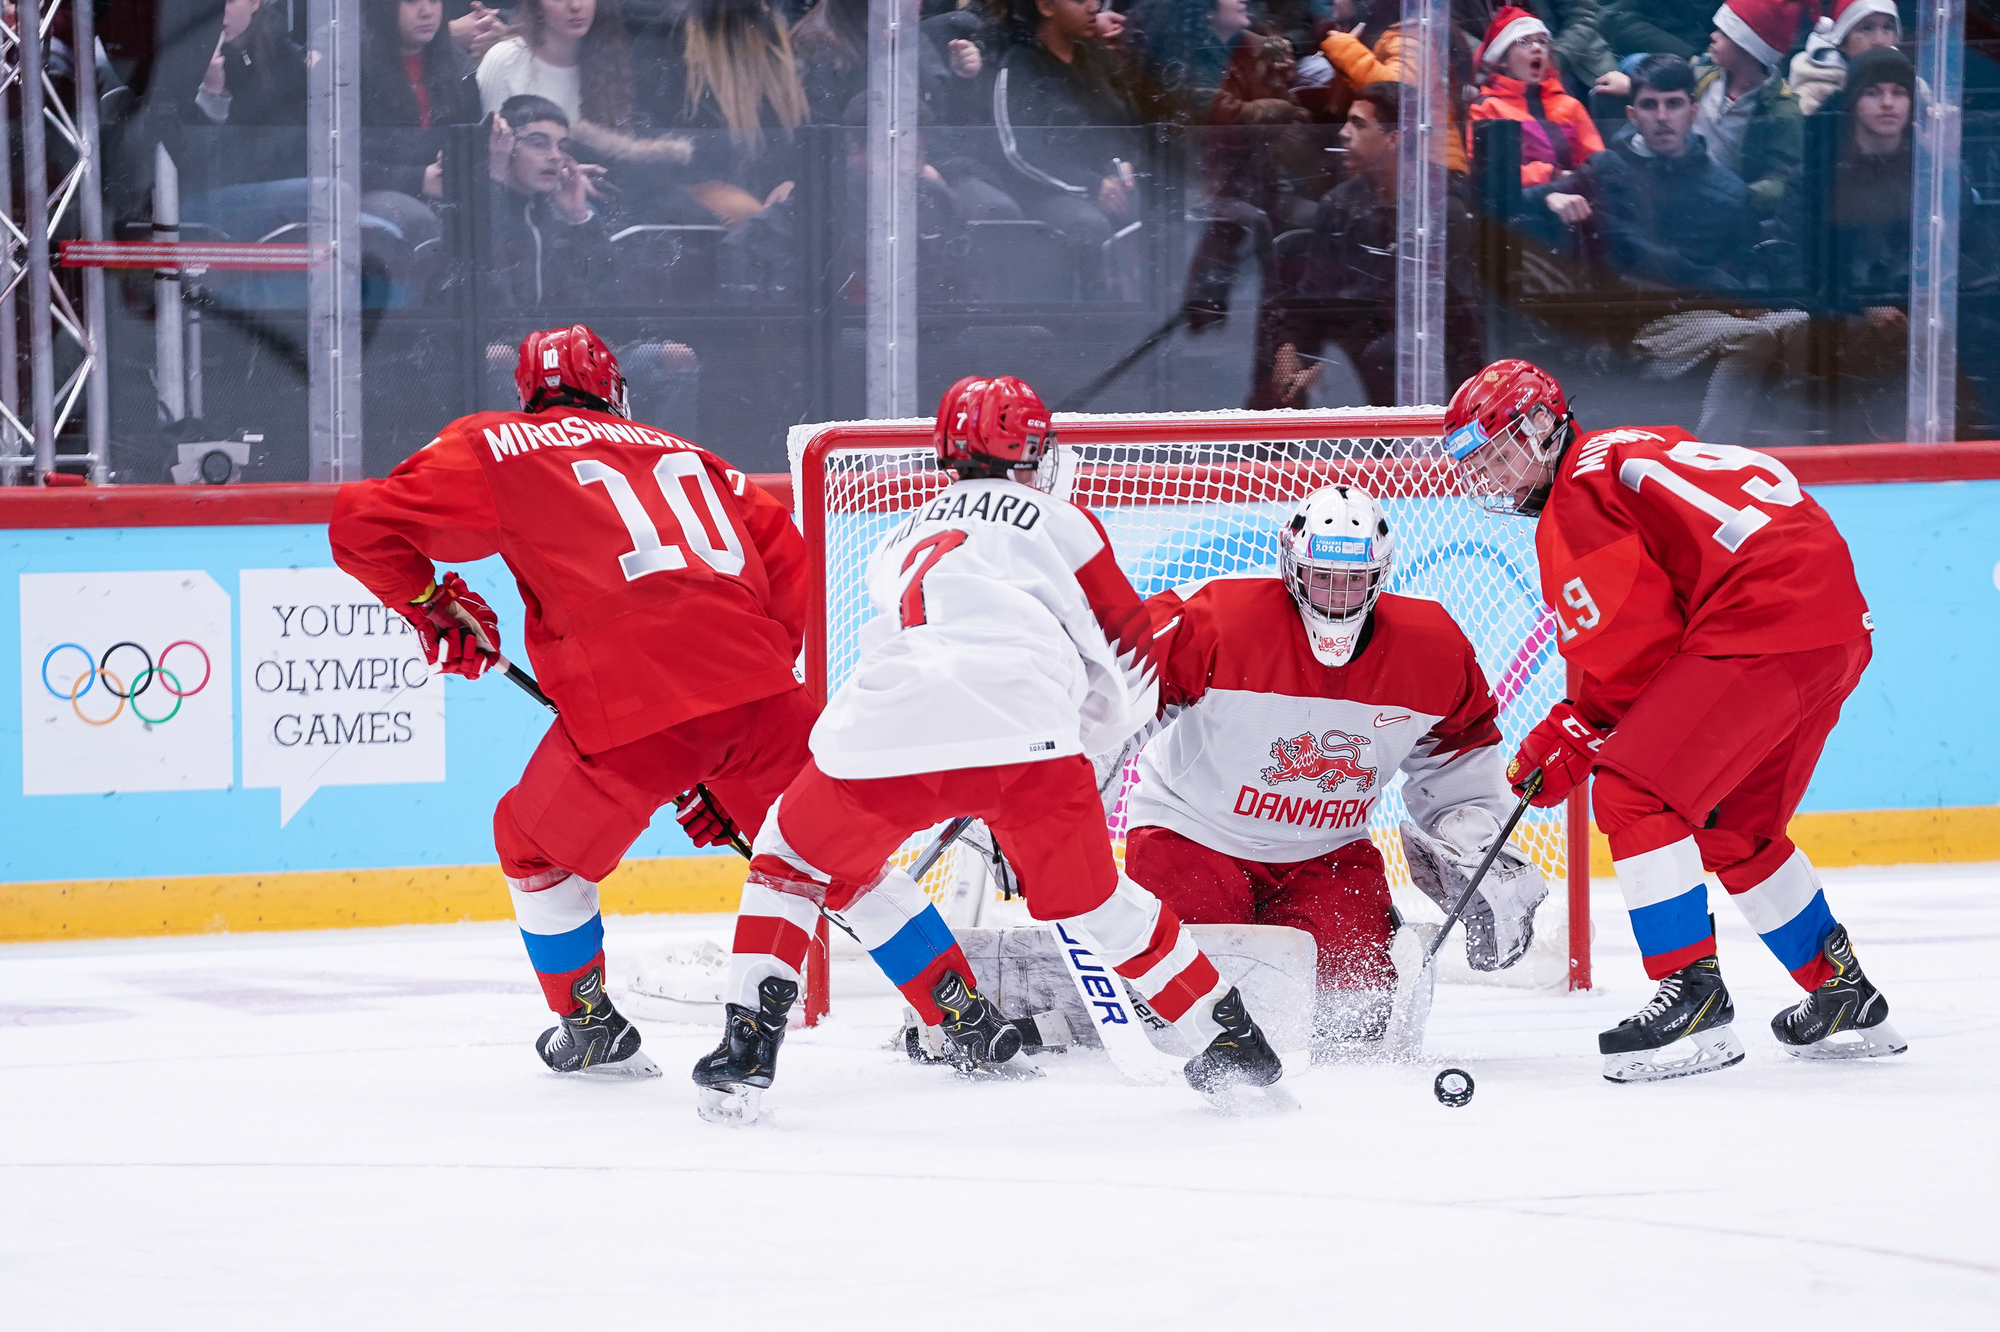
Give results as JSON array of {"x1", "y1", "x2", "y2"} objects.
[{"x1": 1433, "y1": 1068, "x2": 1475, "y2": 1107}]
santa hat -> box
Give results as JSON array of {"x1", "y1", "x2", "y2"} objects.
[
  {"x1": 1476, "y1": 6, "x2": 1552, "y2": 68},
  {"x1": 1712, "y1": 0, "x2": 1805, "y2": 68},
  {"x1": 1823, "y1": 0, "x2": 1899, "y2": 46}
]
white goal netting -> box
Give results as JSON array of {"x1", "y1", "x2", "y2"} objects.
[{"x1": 789, "y1": 409, "x2": 1577, "y2": 989}]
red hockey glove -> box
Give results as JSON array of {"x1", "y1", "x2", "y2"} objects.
[
  {"x1": 1510, "y1": 702, "x2": 1610, "y2": 808},
  {"x1": 402, "y1": 572, "x2": 500, "y2": 680},
  {"x1": 673, "y1": 786, "x2": 743, "y2": 851}
]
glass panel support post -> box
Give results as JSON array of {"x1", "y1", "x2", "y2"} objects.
[
  {"x1": 19, "y1": 0, "x2": 53, "y2": 477},
  {"x1": 866, "y1": 0, "x2": 919, "y2": 419},
  {"x1": 1395, "y1": 0, "x2": 1449, "y2": 407},
  {"x1": 308, "y1": 0, "x2": 362, "y2": 481},
  {"x1": 72, "y1": 0, "x2": 108, "y2": 481},
  {"x1": 1907, "y1": 0, "x2": 1964, "y2": 445}
]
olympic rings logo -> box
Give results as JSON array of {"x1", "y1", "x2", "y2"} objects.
[{"x1": 41, "y1": 640, "x2": 213, "y2": 726}]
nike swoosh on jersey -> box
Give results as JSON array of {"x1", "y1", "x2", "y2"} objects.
[{"x1": 1373, "y1": 713, "x2": 1410, "y2": 727}]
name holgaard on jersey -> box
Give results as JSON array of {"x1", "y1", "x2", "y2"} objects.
[{"x1": 887, "y1": 488, "x2": 1043, "y2": 543}]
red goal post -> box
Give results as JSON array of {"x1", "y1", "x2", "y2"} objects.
[{"x1": 789, "y1": 408, "x2": 1593, "y2": 1026}]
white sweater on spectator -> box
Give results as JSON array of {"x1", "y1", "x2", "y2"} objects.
[{"x1": 477, "y1": 38, "x2": 582, "y2": 124}]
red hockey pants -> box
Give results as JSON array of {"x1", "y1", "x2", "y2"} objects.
[
  {"x1": 1124, "y1": 825, "x2": 1397, "y2": 991},
  {"x1": 1591, "y1": 636, "x2": 1870, "y2": 986},
  {"x1": 494, "y1": 685, "x2": 816, "y2": 1010}
]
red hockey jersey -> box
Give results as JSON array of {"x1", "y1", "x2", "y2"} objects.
[
  {"x1": 1539, "y1": 426, "x2": 1872, "y2": 725},
  {"x1": 1129, "y1": 577, "x2": 1510, "y2": 862},
  {"x1": 331, "y1": 407, "x2": 807, "y2": 755}
]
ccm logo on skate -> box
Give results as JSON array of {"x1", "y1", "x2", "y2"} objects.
[
  {"x1": 1233, "y1": 788, "x2": 1377, "y2": 830},
  {"x1": 1054, "y1": 923, "x2": 1132, "y2": 1027}
]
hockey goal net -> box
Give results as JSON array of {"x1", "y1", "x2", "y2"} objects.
[{"x1": 788, "y1": 408, "x2": 1590, "y2": 1023}]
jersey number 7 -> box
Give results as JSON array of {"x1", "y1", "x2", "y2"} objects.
[
  {"x1": 1618, "y1": 441, "x2": 1803, "y2": 553},
  {"x1": 897, "y1": 530, "x2": 968, "y2": 628},
  {"x1": 573, "y1": 454, "x2": 747, "y2": 581}
]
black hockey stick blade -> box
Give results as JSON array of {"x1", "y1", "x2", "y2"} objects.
[
  {"x1": 1422, "y1": 769, "x2": 1544, "y2": 965},
  {"x1": 1058, "y1": 309, "x2": 1187, "y2": 411}
]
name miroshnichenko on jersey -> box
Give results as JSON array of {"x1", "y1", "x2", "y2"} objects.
[
  {"x1": 479, "y1": 415, "x2": 693, "y2": 460},
  {"x1": 886, "y1": 487, "x2": 1044, "y2": 542}
]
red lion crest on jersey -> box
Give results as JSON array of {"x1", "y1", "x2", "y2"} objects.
[{"x1": 1261, "y1": 729, "x2": 1378, "y2": 795}]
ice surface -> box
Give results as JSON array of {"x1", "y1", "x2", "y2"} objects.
[{"x1": 3, "y1": 866, "x2": 1994, "y2": 1330}]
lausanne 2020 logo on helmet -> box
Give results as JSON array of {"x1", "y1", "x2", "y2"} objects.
[{"x1": 1260, "y1": 729, "x2": 1378, "y2": 795}]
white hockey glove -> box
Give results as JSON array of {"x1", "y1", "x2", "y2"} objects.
[{"x1": 1400, "y1": 813, "x2": 1549, "y2": 972}]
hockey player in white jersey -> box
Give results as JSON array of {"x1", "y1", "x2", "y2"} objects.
[
  {"x1": 694, "y1": 375, "x2": 1287, "y2": 1119},
  {"x1": 1115, "y1": 485, "x2": 1548, "y2": 1049}
]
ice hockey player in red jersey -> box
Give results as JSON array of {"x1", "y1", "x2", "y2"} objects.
[
  {"x1": 1445, "y1": 358, "x2": 1905, "y2": 1081},
  {"x1": 1116, "y1": 485, "x2": 1548, "y2": 1051},
  {"x1": 331, "y1": 324, "x2": 817, "y2": 1078},
  {"x1": 702, "y1": 375, "x2": 1288, "y2": 1120}
]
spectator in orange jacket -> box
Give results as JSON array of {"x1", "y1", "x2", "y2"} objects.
[
  {"x1": 1467, "y1": 7, "x2": 1605, "y2": 186},
  {"x1": 1318, "y1": 0, "x2": 1467, "y2": 174}
]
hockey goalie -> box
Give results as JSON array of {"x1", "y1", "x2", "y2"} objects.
[{"x1": 1113, "y1": 485, "x2": 1549, "y2": 1055}]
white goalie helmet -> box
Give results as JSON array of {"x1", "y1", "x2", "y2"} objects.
[{"x1": 1279, "y1": 485, "x2": 1395, "y2": 667}]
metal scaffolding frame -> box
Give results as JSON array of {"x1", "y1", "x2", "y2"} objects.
[{"x1": 0, "y1": 0, "x2": 108, "y2": 483}]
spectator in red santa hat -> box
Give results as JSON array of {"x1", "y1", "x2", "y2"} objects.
[
  {"x1": 1691, "y1": 0, "x2": 1805, "y2": 216},
  {"x1": 1467, "y1": 6, "x2": 1605, "y2": 187},
  {"x1": 1789, "y1": 0, "x2": 1900, "y2": 115}
]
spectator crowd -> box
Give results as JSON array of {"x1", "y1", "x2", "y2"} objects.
[{"x1": 96, "y1": 0, "x2": 1988, "y2": 446}]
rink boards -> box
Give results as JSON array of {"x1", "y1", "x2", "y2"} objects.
[{"x1": 0, "y1": 474, "x2": 1994, "y2": 941}]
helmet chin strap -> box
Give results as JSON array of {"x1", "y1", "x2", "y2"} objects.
[{"x1": 1297, "y1": 602, "x2": 1368, "y2": 667}]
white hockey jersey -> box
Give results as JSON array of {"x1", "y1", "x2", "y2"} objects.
[
  {"x1": 810, "y1": 477, "x2": 1159, "y2": 779},
  {"x1": 1126, "y1": 576, "x2": 1512, "y2": 863}
]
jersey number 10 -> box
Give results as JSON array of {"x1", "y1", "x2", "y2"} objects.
[{"x1": 573, "y1": 454, "x2": 748, "y2": 581}]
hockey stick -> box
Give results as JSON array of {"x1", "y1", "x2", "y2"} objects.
[
  {"x1": 1422, "y1": 769, "x2": 1544, "y2": 965},
  {"x1": 441, "y1": 598, "x2": 755, "y2": 860},
  {"x1": 1048, "y1": 920, "x2": 1183, "y2": 1086},
  {"x1": 1057, "y1": 309, "x2": 1187, "y2": 411}
]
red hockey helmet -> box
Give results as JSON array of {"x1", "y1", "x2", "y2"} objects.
[
  {"x1": 515, "y1": 324, "x2": 628, "y2": 417},
  {"x1": 1443, "y1": 359, "x2": 1575, "y2": 516},
  {"x1": 933, "y1": 375, "x2": 1055, "y2": 478}
]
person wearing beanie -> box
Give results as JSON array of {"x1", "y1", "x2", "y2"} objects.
[
  {"x1": 1790, "y1": 0, "x2": 1901, "y2": 115},
  {"x1": 1691, "y1": 0, "x2": 1804, "y2": 217},
  {"x1": 1467, "y1": 6, "x2": 1606, "y2": 186}
]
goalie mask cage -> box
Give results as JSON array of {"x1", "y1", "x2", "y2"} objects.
[{"x1": 788, "y1": 408, "x2": 1592, "y2": 1026}]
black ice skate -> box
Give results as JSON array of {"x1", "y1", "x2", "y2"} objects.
[
  {"x1": 929, "y1": 970, "x2": 1026, "y2": 1071},
  {"x1": 1600, "y1": 956, "x2": 1745, "y2": 1084},
  {"x1": 692, "y1": 976, "x2": 796, "y2": 1124},
  {"x1": 1771, "y1": 925, "x2": 1907, "y2": 1060},
  {"x1": 1184, "y1": 987, "x2": 1287, "y2": 1101},
  {"x1": 536, "y1": 967, "x2": 660, "y2": 1078}
]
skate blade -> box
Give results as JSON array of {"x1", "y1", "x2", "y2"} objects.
[
  {"x1": 1603, "y1": 1026, "x2": 1746, "y2": 1084},
  {"x1": 695, "y1": 1085, "x2": 766, "y2": 1126},
  {"x1": 1784, "y1": 1020, "x2": 1908, "y2": 1060},
  {"x1": 1198, "y1": 1077, "x2": 1301, "y2": 1115},
  {"x1": 952, "y1": 1057, "x2": 1046, "y2": 1081},
  {"x1": 556, "y1": 1050, "x2": 662, "y2": 1079}
]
